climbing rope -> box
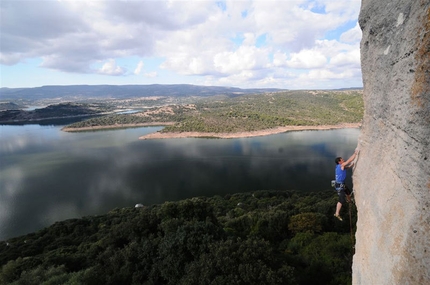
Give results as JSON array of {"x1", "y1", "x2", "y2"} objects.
[
  {"x1": 349, "y1": 147, "x2": 359, "y2": 251},
  {"x1": 348, "y1": 196, "x2": 355, "y2": 253}
]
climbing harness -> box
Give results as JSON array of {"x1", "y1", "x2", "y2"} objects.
[
  {"x1": 331, "y1": 180, "x2": 346, "y2": 191},
  {"x1": 331, "y1": 148, "x2": 360, "y2": 251},
  {"x1": 331, "y1": 179, "x2": 355, "y2": 251}
]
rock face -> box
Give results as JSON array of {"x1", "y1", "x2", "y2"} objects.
[{"x1": 353, "y1": 0, "x2": 430, "y2": 284}]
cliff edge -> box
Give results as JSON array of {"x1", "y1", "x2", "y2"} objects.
[{"x1": 353, "y1": 0, "x2": 430, "y2": 284}]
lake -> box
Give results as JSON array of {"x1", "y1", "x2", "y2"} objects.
[{"x1": 0, "y1": 123, "x2": 359, "y2": 240}]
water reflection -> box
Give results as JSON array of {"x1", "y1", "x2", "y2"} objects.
[{"x1": 0, "y1": 125, "x2": 359, "y2": 240}]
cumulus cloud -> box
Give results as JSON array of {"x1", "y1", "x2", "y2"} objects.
[
  {"x1": 340, "y1": 22, "x2": 362, "y2": 43},
  {"x1": 0, "y1": 0, "x2": 164, "y2": 72},
  {"x1": 330, "y1": 49, "x2": 361, "y2": 66},
  {"x1": 213, "y1": 46, "x2": 270, "y2": 74},
  {"x1": 155, "y1": 0, "x2": 361, "y2": 87},
  {"x1": 144, "y1": 72, "x2": 158, "y2": 78},
  {"x1": 98, "y1": 59, "x2": 126, "y2": 76},
  {"x1": 134, "y1": 61, "x2": 144, "y2": 75},
  {"x1": 0, "y1": 0, "x2": 362, "y2": 88},
  {"x1": 285, "y1": 50, "x2": 327, "y2": 69}
]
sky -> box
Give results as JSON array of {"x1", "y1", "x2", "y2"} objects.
[{"x1": 0, "y1": 0, "x2": 363, "y2": 90}]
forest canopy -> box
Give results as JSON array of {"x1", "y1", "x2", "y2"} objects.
[{"x1": 1, "y1": 190, "x2": 357, "y2": 285}]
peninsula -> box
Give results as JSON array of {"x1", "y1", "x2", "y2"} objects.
[{"x1": 63, "y1": 89, "x2": 364, "y2": 139}]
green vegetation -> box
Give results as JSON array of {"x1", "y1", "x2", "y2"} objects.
[
  {"x1": 65, "y1": 105, "x2": 191, "y2": 129},
  {"x1": 163, "y1": 90, "x2": 363, "y2": 133},
  {"x1": 65, "y1": 90, "x2": 363, "y2": 133},
  {"x1": 1, "y1": 190, "x2": 357, "y2": 285},
  {"x1": 0, "y1": 102, "x2": 114, "y2": 123},
  {"x1": 0, "y1": 102, "x2": 23, "y2": 111}
]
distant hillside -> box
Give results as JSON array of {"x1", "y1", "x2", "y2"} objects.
[
  {"x1": 0, "y1": 102, "x2": 24, "y2": 111},
  {"x1": 0, "y1": 84, "x2": 284, "y2": 101},
  {"x1": 0, "y1": 102, "x2": 113, "y2": 123}
]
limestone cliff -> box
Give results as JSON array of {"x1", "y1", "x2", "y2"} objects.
[{"x1": 353, "y1": 0, "x2": 430, "y2": 284}]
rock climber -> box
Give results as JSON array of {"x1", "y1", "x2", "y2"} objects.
[{"x1": 333, "y1": 149, "x2": 359, "y2": 221}]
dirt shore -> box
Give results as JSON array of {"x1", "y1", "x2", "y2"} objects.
[{"x1": 138, "y1": 123, "x2": 361, "y2": 140}]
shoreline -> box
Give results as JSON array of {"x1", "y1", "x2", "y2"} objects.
[
  {"x1": 61, "y1": 122, "x2": 361, "y2": 138},
  {"x1": 138, "y1": 123, "x2": 361, "y2": 140},
  {"x1": 61, "y1": 122, "x2": 175, "y2": 132}
]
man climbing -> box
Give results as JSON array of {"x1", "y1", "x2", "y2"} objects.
[{"x1": 334, "y1": 149, "x2": 359, "y2": 221}]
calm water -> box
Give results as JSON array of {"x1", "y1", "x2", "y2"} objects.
[{"x1": 0, "y1": 124, "x2": 359, "y2": 240}]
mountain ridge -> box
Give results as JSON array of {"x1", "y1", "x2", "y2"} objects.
[
  {"x1": 0, "y1": 84, "x2": 363, "y2": 101},
  {"x1": 0, "y1": 84, "x2": 285, "y2": 100}
]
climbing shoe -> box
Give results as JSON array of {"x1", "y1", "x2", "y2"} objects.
[{"x1": 334, "y1": 214, "x2": 343, "y2": 221}]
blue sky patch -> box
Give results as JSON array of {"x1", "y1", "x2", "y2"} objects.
[
  {"x1": 216, "y1": 1, "x2": 227, "y2": 11},
  {"x1": 256, "y1": 34, "x2": 267, "y2": 48}
]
